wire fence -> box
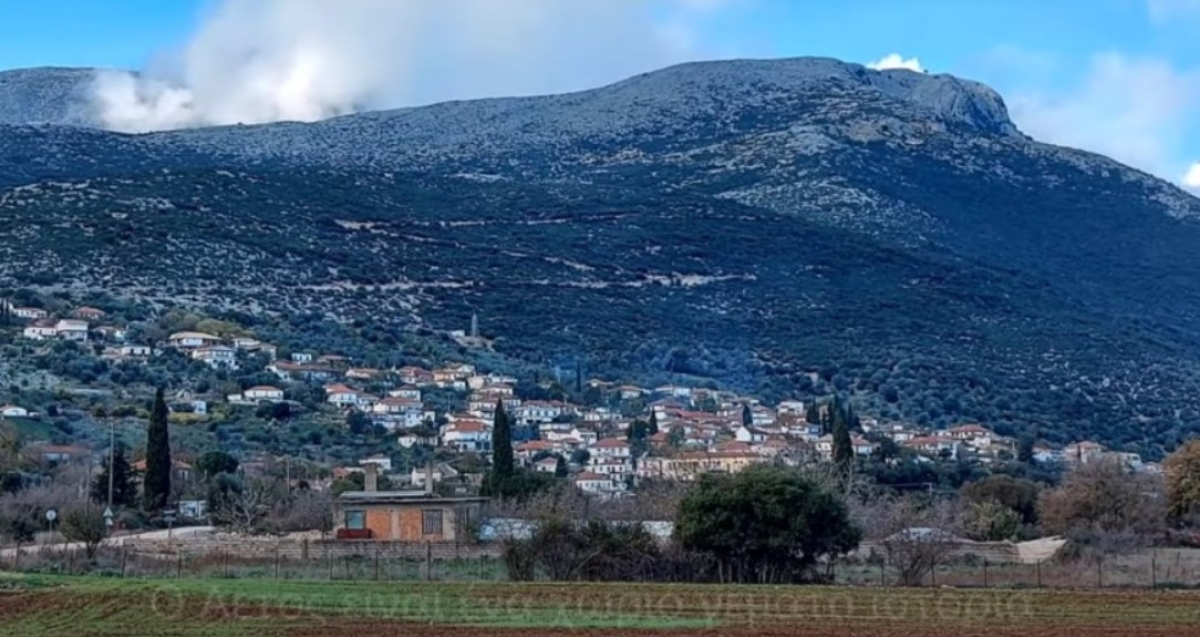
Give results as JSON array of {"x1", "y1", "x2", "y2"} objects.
[
  {"x1": 2, "y1": 539, "x2": 507, "y2": 582},
  {"x1": 836, "y1": 549, "x2": 1200, "y2": 589},
  {"x1": 5, "y1": 540, "x2": 1200, "y2": 589}
]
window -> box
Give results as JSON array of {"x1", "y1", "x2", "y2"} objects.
[
  {"x1": 344, "y1": 510, "x2": 365, "y2": 530},
  {"x1": 422, "y1": 509, "x2": 444, "y2": 536}
]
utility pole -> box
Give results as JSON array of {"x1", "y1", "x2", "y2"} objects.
[{"x1": 107, "y1": 420, "x2": 115, "y2": 508}]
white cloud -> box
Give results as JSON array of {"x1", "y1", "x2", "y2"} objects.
[
  {"x1": 866, "y1": 53, "x2": 924, "y2": 73},
  {"x1": 91, "y1": 0, "x2": 726, "y2": 132},
  {"x1": 1003, "y1": 52, "x2": 1200, "y2": 188},
  {"x1": 1184, "y1": 163, "x2": 1200, "y2": 189}
]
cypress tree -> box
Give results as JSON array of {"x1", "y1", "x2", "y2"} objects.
[
  {"x1": 1017, "y1": 434, "x2": 1035, "y2": 464},
  {"x1": 805, "y1": 402, "x2": 821, "y2": 425},
  {"x1": 91, "y1": 443, "x2": 137, "y2": 508},
  {"x1": 648, "y1": 410, "x2": 659, "y2": 436},
  {"x1": 741, "y1": 403, "x2": 753, "y2": 428},
  {"x1": 142, "y1": 387, "x2": 172, "y2": 511},
  {"x1": 490, "y1": 400, "x2": 514, "y2": 484},
  {"x1": 831, "y1": 400, "x2": 854, "y2": 486}
]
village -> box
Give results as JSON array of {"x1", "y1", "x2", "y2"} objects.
[{"x1": 0, "y1": 299, "x2": 1157, "y2": 504}]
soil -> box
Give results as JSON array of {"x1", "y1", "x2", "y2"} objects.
[{"x1": 6, "y1": 584, "x2": 1200, "y2": 637}]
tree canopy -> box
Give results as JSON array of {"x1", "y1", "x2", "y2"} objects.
[
  {"x1": 961, "y1": 474, "x2": 1040, "y2": 526},
  {"x1": 90, "y1": 443, "x2": 138, "y2": 509},
  {"x1": 1164, "y1": 440, "x2": 1200, "y2": 523},
  {"x1": 195, "y1": 450, "x2": 240, "y2": 479},
  {"x1": 674, "y1": 465, "x2": 861, "y2": 583}
]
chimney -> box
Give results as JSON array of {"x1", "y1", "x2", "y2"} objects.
[
  {"x1": 364, "y1": 462, "x2": 378, "y2": 492},
  {"x1": 425, "y1": 457, "x2": 435, "y2": 496}
]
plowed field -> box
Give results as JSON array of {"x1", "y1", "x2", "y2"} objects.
[{"x1": 3, "y1": 576, "x2": 1200, "y2": 636}]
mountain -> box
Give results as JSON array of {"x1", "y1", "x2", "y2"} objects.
[
  {"x1": 0, "y1": 67, "x2": 99, "y2": 127},
  {"x1": 2, "y1": 57, "x2": 1200, "y2": 456}
]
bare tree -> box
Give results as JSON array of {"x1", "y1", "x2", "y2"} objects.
[
  {"x1": 1039, "y1": 457, "x2": 1165, "y2": 552},
  {"x1": 210, "y1": 477, "x2": 280, "y2": 534},
  {"x1": 267, "y1": 489, "x2": 335, "y2": 536},
  {"x1": 0, "y1": 470, "x2": 89, "y2": 545},
  {"x1": 862, "y1": 495, "x2": 964, "y2": 586}
]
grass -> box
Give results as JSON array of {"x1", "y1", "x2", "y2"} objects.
[
  {"x1": 5, "y1": 574, "x2": 1200, "y2": 636},
  {"x1": 1, "y1": 575, "x2": 713, "y2": 635}
]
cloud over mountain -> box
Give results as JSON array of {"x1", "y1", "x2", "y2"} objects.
[
  {"x1": 91, "y1": 0, "x2": 720, "y2": 132},
  {"x1": 867, "y1": 53, "x2": 924, "y2": 73}
]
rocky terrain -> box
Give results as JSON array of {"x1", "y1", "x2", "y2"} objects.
[{"x1": 2, "y1": 57, "x2": 1200, "y2": 455}]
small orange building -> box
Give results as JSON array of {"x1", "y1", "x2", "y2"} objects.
[{"x1": 334, "y1": 466, "x2": 486, "y2": 542}]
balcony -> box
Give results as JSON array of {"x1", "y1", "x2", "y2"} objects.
[{"x1": 336, "y1": 528, "x2": 373, "y2": 540}]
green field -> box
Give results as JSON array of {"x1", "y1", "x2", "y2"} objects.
[{"x1": 5, "y1": 574, "x2": 1200, "y2": 637}]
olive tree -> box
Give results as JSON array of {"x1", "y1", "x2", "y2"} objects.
[{"x1": 674, "y1": 464, "x2": 861, "y2": 584}]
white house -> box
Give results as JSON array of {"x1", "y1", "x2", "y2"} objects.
[
  {"x1": 852, "y1": 437, "x2": 877, "y2": 457},
  {"x1": 655, "y1": 385, "x2": 693, "y2": 399},
  {"x1": 515, "y1": 440, "x2": 560, "y2": 463},
  {"x1": 359, "y1": 456, "x2": 393, "y2": 473},
  {"x1": 95, "y1": 326, "x2": 129, "y2": 342},
  {"x1": 411, "y1": 463, "x2": 458, "y2": 488},
  {"x1": 515, "y1": 401, "x2": 571, "y2": 425},
  {"x1": 582, "y1": 408, "x2": 617, "y2": 423},
  {"x1": 735, "y1": 425, "x2": 769, "y2": 444},
  {"x1": 371, "y1": 397, "x2": 426, "y2": 429},
  {"x1": 441, "y1": 420, "x2": 491, "y2": 453},
  {"x1": 326, "y1": 384, "x2": 363, "y2": 407},
  {"x1": 776, "y1": 400, "x2": 806, "y2": 416},
  {"x1": 618, "y1": 386, "x2": 647, "y2": 400},
  {"x1": 12, "y1": 307, "x2": 47, "y2": 320},
  {"x1": 22, "y1": 321, "x2": 57, "y2": 340},
  {"x1": 572, "y1": 428, "x2": 599, "y2": 446},
  {"x1": 168, "y1": 332, "x2": 222, "y2": 349},
  {"x1": 268, "y1": 361, "x2": 333, "y2": 382},
  {"x1": 373, "y1": 397, "x2": 422, "y2": 415},
  {"x1": 945, "y1": 424, "x2": 993, "y2": 446},
  {"x1": 375, "y1": 411, "x2": 429, "y2": 431},
  {"x1": 589, "y1": 456, "x2": 633, "y2": 482},
  {"x1": 232, "y1": 337, "x2": 261, "y2": 350},
  {"x1": 0, "y1": 405, "x2": 29, "y2": 418},
  {"x1": 483, "y1": 373, "x2": 518, "y2": 386},
  {"x1": 906, "y1": 436, "x2": 961, "y2": 459},
  {"x1": 396, "y1": 366, "x2": 435, "y2": 386},
  {"x1": 388, "y1": 387, "x2": 422, "y2": 401},
  {"x1": 574, "y1": 471, "x2": 615, "y2": 494},
  {"x1": 191, "y1": 345, "x2": 238, "y2": 370},
  {"x1": 750, "y1": 406, "x2": 777, "y2": 427},
  {"x1": 814, "y1": 434, "x2": 841, "y2": 461},
  {"x1": 119, "y1": 345, "x2": 152, "y2": 358},
  {"x1": 245, "y1": 386, "x2": 285, "y2": 402},
  {"x1": 53, "y1": 319, "x2": 89, "y2": 342},
  {"x1": 398, "y1": 431, "x2": 438, "y2": 449},
  {"x1": 587, "y1": 438, "x2": 633, "y2": 482},
  {"x1": 534, "y1": 456, "x2": 561, "y2": 473}
]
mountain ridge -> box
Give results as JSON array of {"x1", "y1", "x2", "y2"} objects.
[
  {"x1": 2, "y1": 56, "x2": 1200, "y2": 456},
  {"x1": 0, "y1": 57, "x2": 1020, "y2": 135}
]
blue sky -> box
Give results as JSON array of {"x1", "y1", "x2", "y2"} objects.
[{"x1": 1, "y1": 0, "x2": 1198, "y2": 188}]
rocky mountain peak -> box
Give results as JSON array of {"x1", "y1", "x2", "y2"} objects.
[{"x1": 606, "y1": 57, "x2": 1021, "y2": 137}]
